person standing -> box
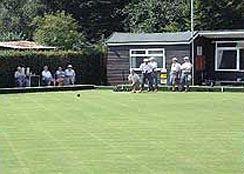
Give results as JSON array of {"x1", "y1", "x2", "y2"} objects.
[
  {"x1": 65, "y1": 65, "x2": 76, "y2": 85},
  {"x1": 42, "y1": 66, "x2": 53, "y2": 86},
  {"x1": 169, "y1": 57, "x2": 181, "y2": 91},
  {"x1": 128, "y1": 69, "x2": 141, "y2": 93},
  {"x1": 149, "y1": 57, "x2": 158, "y2": 91},
  {"x1": 180, "y1": 56, "x2": 192, "y2": 92},
  {"x1": 139, "y1": 59, "x2": 153, "y2": 92}
]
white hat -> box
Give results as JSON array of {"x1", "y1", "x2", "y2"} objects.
[
  {"x1": 149, "y1": 57, "x2": 155, "y2": 61},
  {"x1": 67, "y1": 65, "x2": 73, "y2": 68},
  {"x1": 183, "y1": 56, "x2": 189, "y2": 60},
  {"x1": 172, "y1": 57, "x2": 177, "y2": 61},
  {"x1": 143, "y1": 58, "x2": 149, "y2": 62}
]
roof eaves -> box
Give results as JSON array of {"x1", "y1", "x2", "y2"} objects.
[
  {"x1": 106, "y1": 31, "x2": 199, "y2": 45},
  {"x1": 107, "y1": 41, "x2": 192, "y2": 46}
]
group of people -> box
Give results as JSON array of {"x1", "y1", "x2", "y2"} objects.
[
  {"x1": 128, "y1": 57, "x2": 158, "y2": 93},
  {"x1": 41, "y1": 65, "x2": 76, "y2": 86},
  {"x1": 128, "y1": 56, "x2": 192, "y2": 92},
  {"x1": 14, "y1": 65, "x2": 76, "y2": 87},
  {"x1": 169, "y1": 56, "x2": 192, "y2": 92}
]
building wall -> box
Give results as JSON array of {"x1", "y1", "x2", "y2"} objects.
[
  {"x1": 107, "y1": 46, "x2": 130, "y2": 85},
  {"x1": 194, "y1": 37, "x2": 215, "y2": 84},
  {"x1": 195, "y1": 37, "x2": 244, "y2": 83},
  {"x1": 107, "y1": 44, "x2": 191, "y2": 85}
]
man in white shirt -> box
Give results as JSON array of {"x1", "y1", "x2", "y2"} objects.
[
  {"x1": 149, "y1": 57, "x2": 158, "y2": 91},
  {"x1": 180, "y1": 56, "x2": 192, "y2": 91},
  {"x1": 139, "y1": 58, "x2": 153, "y2": 92},
  {"x1": 128, "y1": 69, "x2": 141, "y2": 93},
  {"x1": 169, "y1": 57, "x2": 181, "y2": 91},
  {"x1": 42, "y1": 66, "x2": 53, "y2": 86},
  {"x1": 65, "y1": 65, "x2": 76, "y2": 85}
]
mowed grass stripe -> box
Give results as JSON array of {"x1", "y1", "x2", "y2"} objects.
[
  {"x1": 29, "y1": 92, "x2": 155, "y2": 174},
  {"x1": 0, "y1": 90, "x2": 243, "y2": 174}
]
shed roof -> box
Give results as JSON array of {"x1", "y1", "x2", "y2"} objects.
[
  {"x1": 106, "y1": 32, "x2": 196, "y2": 46},
  {"x1": 106, "y1": 30, "x2": 244, "y2": 46},
  {"x1": 0, "y1": 41, "x2": 56, "y2": 50},
  {"x1": 199, "y1": 30, "x2": 244, "y2": 39}
]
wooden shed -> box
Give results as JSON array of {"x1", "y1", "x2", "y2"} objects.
[
  {"x1": 195, "y1": 30, "x2": 244, "y2": 85},
  {"x1": 106, "y1": 30, "x2": 244, "y2": 86}
]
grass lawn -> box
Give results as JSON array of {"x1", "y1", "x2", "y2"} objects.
[{"x1": 0, "y1": 90, "x2": 243, "y2": 174}]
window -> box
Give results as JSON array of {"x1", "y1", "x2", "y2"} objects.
[
  {"x1": 215, "y1": 43, "x2": 244, "y2": 72},
  {"x1": 216, "y1": 49, "x2": 237, "y2": 70},
  {"x1": 130, "y1": 49, "x2": 165, "y2": 70},
  {"x1": 131, "y1": 50, "x2": 146, "y2": 55},
  {"x1": 130, "y1": 56, "x2": 145, "y2": 69},
  {"x1": 148, "y1": 50, "x2": 164, "y2": 55}
]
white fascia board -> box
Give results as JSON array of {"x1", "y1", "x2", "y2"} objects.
[
  {"x1": 199, "y1": 31, "x2": 244, "y2": 36},
  {"x1": 107, "y1": 41, "x2": 191, "y2": 46}
]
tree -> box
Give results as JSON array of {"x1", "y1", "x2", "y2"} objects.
[
  {"x1": 195, "y1": 0, "x2": 244, "y2": 30},
  {"x1": 33, "y1": 12, "x2": 86, "y2": 50},
  {"x1": 40, "y1": 0, "x2": 130, "y2": 42},
  {"x1": 122, "y1": 0, "x2": 244, "y2": 33},
  {"x1": 123, "y1": 0, "x2": 190, "y2": 33},
  {"x1": 0, "y1": 0, "x2": 45, "y2": 40}
]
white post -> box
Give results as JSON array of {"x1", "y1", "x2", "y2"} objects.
[
  {"x1": 191, "y1": 0, "x2": 194, "y2": 34},
  {"x1": 191, "y1": 0, "x2": 195, "y2": 86}
]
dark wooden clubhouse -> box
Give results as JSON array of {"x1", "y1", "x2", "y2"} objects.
[{"x1": 106, "y1": 30, "x2": 244, "y2": 85}]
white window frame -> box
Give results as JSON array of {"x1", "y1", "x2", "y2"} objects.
[
  {"x1": 129, "y1": 48, "x2": 166, "y2": 71},
  {"x1": 215, "y1": 42, "x2": 244, "y2": 72}
]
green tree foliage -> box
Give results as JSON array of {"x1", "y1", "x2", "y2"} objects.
[
  {"x1": 195, "y1": 0, "x2": 244, "y2": 30},
  {"x1": 33, "y1": 12, "x2": 86, "y2": 50},
  {"x1": 123, "y1": 0, "x2": 244, "y2": 33},
  {"x1": 40, "y1": 0, "x2": 130, "y2": 42},
  {"x1": 0, "y1": 0, "x2": 45, "y2": 40},
  {"x1": 1, "y1": 0, "x2": 244, "y2": 44},
  {"x1": 0, "y1": 32, "x2": 26, "y2": 42},
  {"x1": 123, "y1": 0, "x2": 190, "y2": 33}
]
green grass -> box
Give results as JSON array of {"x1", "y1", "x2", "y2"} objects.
[{"x1": 0, "y1": 90, "x2": 243, "y2": 174}]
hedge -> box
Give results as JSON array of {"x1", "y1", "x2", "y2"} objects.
[{"x1": 0, "y1": 49, "x2": 106, "y2": 88}]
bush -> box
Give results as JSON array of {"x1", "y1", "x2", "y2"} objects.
[
  {"x1": 0, "y1": 32, "x2": 26, "y2": 41},
  {"x1": 0, "y1": 49, "x2": 106, "y2": 88},
  {"x1": 33, "y1": 12, "x2": 86, "y2": 50}
]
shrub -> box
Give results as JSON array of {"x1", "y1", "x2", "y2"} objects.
[
  {"x1": 0, "y1": 49, "x2": 106, "y2": 88},
  {"x1": 33, "y1": 12, "x2": 86, "y2": 50}
]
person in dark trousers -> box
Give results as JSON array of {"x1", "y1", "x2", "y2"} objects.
[
  {"x1": 169, "y1": 57, "x2": 181, "y2": 91},
  {"x1": 14, "y1": 66, "x2": 28, "y2": 87},
  {"x1": 139, "y1": 58, "x2": 154, "y2": 92},
  {"x1": 149, "y1": 57, "x2": 158, "y2": 91},
  {"x1": 180, "y1": 56, "x2": 192, "y2": 92}
]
